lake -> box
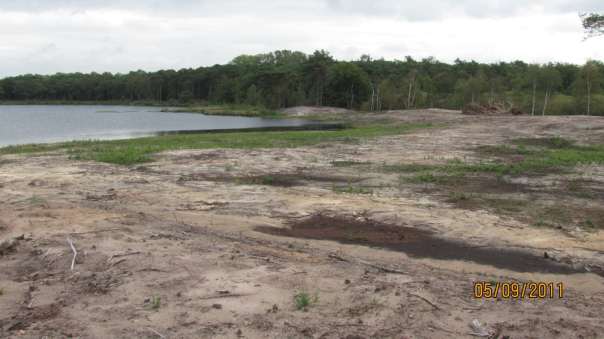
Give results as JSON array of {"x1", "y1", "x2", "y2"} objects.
[{"x1": 0, "y1": 105, "x2": 316, "y2": 147}]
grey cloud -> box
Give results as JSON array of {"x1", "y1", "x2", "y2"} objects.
[
  {"x1": 0, "y1": 0, "x2": 602, "y2": 77},
  {"x1": 3, "y1": 0, "x2": 603, "y2": 20}
]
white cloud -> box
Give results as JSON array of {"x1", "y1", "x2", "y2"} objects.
[{"x1": 0, "y1": 1, "x2": 602, "y2": 77}]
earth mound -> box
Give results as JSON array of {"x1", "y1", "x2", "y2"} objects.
[{"x1": 462, "y1": 103, "x2": 525, "y2": 116}]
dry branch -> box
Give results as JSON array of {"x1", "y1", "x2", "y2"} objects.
[{"x1": 67, "y1": 237, "x2": 77, "y2": 271}]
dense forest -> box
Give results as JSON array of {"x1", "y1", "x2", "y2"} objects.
[{"x1": 1, "y1": 50, "x2": 603, "y2": 115}]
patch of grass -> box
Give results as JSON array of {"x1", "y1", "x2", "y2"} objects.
[
  {"x1": 163, "y1": 104, "x2": 281, "y2": 118},
  {"x1": 26, "y1": 195, "x2": 48, "y2": 206},
  {"x1": 0, "y1": 288, "x2": 4, "y2": 296},
  {"x1": 0, "y1": 123, "x2": 433, "y2": 165},
  {"x1": 70, "y1": 145, "x2": 153, "y2": 165},
  {"x1": 382, "y1": 163, "x2": 439, "y2": 173},
  {"x1": 294, "y1": 291, "x2": 318, "y2": 311},
  {"x1": 486, "y1": 198, "x2": 526, "y2": 213},
  {"x1": 513, "y1": 136, "x2": 574, "y2": 149},
  {"x1": 332, "y1": 160, "x2": 371, "y2": 167},
  {"x1": 403, "y1": 171, "x2": 462, "y2": 185},
  {"x1": 237, "y1": 174, "x2": 299, "y2": 187},
  {"x1": 390, "y1": 140, "x2": 604, "y2": 179}
]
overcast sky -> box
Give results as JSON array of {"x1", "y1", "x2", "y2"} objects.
[{"x1": 0, "y1": 0, "x2": 603, "y2": 77}]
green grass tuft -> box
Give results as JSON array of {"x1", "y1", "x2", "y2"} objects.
[{"x1": 294, "y1": 291, "x2": 318, "y2": 311}]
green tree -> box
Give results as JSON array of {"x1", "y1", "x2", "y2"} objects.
[
  {"x1": 526, "y1": 64, "x2": 541, "y2": 115},
  {"x1": 576, "y1": 61, "x2": 602, "y2": 115},
  {"x1": 304, "y1": 50, "x2": 333, "y2": 106},
  {"x1": 245, "y1": 84, "x2": 260, "y2": 106},
  {"x1": 539, "y1": 65, "x2": 562, "y2": 115},
  {"x1": 325, "y1": 62, "x2": 370, "y2": 109},
  {"x1": 582, "y1": 13, "x2": 604, "y2": 38}
]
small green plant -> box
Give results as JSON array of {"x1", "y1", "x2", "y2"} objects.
[
  {"x1": 0, "y1": 288, "x2": 4, "y2": 296},
  {"x1": 150, "y1": 295, "x2": 161, "y2": 310},
  {"x1": 26, "y1": 195, "x2": 47, "y2": 206},
  {"x1": 582, "y1": 219, "x2": 596, "y2": 229},
  {"x1": 408, "y1": 172, "x2": 441, "y2": 184},
  {"x1": 294, "y1": 291, "x2": 318, "y2": 311}
]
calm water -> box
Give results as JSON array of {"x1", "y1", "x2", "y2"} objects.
[{"x1": 0, "y1": 105, "x2": 314, "y2": 147}]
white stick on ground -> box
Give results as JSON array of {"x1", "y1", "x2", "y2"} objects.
[
  {"x1": 148, "y1": 328, "x2": 166, "y2": 339},
  {"x1": 67, "y1": 237, "x2": 77, "y2": 271}
]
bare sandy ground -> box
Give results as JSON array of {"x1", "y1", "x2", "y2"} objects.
[{"x1": 1, "y1": 109, "x2": 603, "y2": 338}]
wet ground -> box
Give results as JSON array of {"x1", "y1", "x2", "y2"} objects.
[{"x1": 256, "y1": 214, "x2": 592, "y2": 276}]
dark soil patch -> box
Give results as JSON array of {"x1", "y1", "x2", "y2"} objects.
[
  {"x1": 562, "y1": 178, "x2": 604, "y2": 200},
  {"x1": 255, "y1": 215, "x2": 596, "y2": 276},
  {"x1": 512, "y1": 137, "x2": 575, "y2": 149},
  {"x1": 179, "y1": 172, "x2": 364, "y2": 188},
  {"x1": 1, "y1": 303, "x2": 61, "y2": 333}
]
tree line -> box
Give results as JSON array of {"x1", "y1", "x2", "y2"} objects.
[{"x1": 1, "y1": 49, "x2": 603, "y2": 115}]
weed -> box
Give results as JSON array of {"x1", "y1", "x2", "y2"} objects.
[
  {"x1": 150, "y1": 295, "x2": 161, "y2": 310},
  {"x1": 294, "y1": 291, "x2": 318, "y2": 311},
  {"x1": 582, "y1": 219, "x2": 597, "y2": 230}
]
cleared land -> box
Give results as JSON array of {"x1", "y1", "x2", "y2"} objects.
[{"x1": 1, "y1": 109, "x2": 604, "y2": 338}]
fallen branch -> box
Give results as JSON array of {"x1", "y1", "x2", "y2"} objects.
[
  {"x1": 67, "y1": 237, "x2": 77, "y2": 271},
  {"x1": 409, "y1": 292, "x2": 441, "y2": 311},
  {"x1": 148, "y1": 328, "x2": 166, "y2": 339},
  {"x1": 68, "y1": 228, "x2": 124, "y2": 235},
  {"x1": 108, "y1": 251, "x2": 142, "y2": 261},
  {"x1": 328, "y1": 253, "x2": 407, "y2": 275},
  {"x1": 199, "y1": 293, "x2": 251, "y2": 300}
]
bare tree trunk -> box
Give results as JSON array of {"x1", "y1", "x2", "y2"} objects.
[
  {"x1": 489, "y1": 87, "x2": 494, "y2": 106},
  {"x1": 370, "y1": 85, "x2": 375, "y2": 111},
  {"x1": 407, "y1": 75, "x2": 415, "y2": 109},
  {"x1": 531, "y1": 80, "x2": 536, "y2": 116},
  {"x1": 587, "y1": 80, "x2": 592, "y2": 116},
  {"x1": 542, "y1": 88, "x2": 550, "y2": 116}
]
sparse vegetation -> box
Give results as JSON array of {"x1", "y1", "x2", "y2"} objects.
[
  {"x1": 163, "y1": 104, "x2": 281, "y2": 117},
  {"x1": 26, "y1": 195, "x2": 48, "y2": 206},
  {"x1": 332, "y1": 160, "x2": 371, "y2": 167},
  {"x1": 0, "y1": 123, "x2": 433, "y2": 165},
  {"x1": 384, "y1": 137, "x2": 604, "y2": 230},
  {"x1": 332, "y1": 183, "x2": 373, "y2": 195},
  {"x1": 388, "y1": 138, "x2": 604, "y2": 180}
]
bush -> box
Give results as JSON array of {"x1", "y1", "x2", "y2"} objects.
[{"x1": 548, "y1": 94, "x2": 576, "y2": 115}]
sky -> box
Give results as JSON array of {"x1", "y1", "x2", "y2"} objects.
[{"x1": 0, "y1": 0, "x2": 603, "y2": 77}]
